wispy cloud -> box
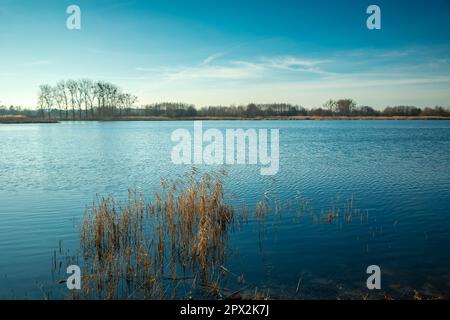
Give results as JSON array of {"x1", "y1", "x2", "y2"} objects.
[
  {"x1": 258, "y1": 56, "x2": 333, "y2": 75},
  {"x1": 134, "y1": 46, "x2": 450, "y2": 85},
  {"x1": 131, "y1": 46, "x2": 450, "y2": 108},
  {"x1": 261, "y1": 56, "x2": 330, "y2": 68},
  {"x1": 201, "y1": 52, "x2": 225, "y2": 65},
  {"x1": 163, "y1": 63, "x2": 263, "y2": 81},
  {"x1": 26, "y1": 60, "x2": 51, "y2": 66},
  {"x1": 378, "y1": 49, "x2": 416, "y2": 58},
  {"x1": 136, "y1": 55, "x2": 333, "y2": 83}
]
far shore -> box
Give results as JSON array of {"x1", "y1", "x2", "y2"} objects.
[
  {"x1": 2, "y1": 115, "x2": 450, "y2": 124},
  {"x1": 0, "y1": 116, "x2": 59, "y2": 124},
  {"x1": 96, "y1": 115, "x2": 450, "y2": 121}
]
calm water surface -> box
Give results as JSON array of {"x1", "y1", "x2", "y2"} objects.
[{"x1": 0, "y1": 120, "x2": 449, "y2": 299}]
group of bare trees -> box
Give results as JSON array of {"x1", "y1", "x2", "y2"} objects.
[{"x1": 38, "y1": 79, "x2": 138, "y2": 119}]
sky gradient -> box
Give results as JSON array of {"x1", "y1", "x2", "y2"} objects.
[{"x1": 1, "y1": 0, "x2": 450, "y2": 109}]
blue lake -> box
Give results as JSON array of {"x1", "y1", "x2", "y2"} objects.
[{"x1": 0, "y1": 120, "x2": 449, "y2": 299}]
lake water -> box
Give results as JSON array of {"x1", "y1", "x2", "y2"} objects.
[{"x1": 1, "y1": 120, "x2": 449, "y2": 299}]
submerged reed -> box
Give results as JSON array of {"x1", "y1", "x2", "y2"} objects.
[
  {"x1": 54, "y1": 171, "x2": 371, "y2": 300},
  {"x1": 76, "y1": 171, "x2": 240, "y2": 299}
]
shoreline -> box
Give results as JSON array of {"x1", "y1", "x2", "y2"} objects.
[
  {"x1": 97, "y1": 115, "x2": 450, "y2": 121},
  {"x1": 2, "y1": 116, "x2": 450, "y2": 123},
  {"x1": 0, "y1": 119, "x2": 59, "y2": 124}
]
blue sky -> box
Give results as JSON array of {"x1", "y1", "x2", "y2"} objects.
[{"x1": 0, "y1": 0, "x2": 450, "y2": 108}]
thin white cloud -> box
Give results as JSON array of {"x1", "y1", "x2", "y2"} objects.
[
  {"x1": 378, "y1": 49, "x2": 416, "y2": 58},
  {"x1": 132, "y1": 47, "x2": 450, "y2": 88},
  {"x1": 165, "y1": 64, "x2": 263, "y2": 81},
  {"x1": 132, "y1": 48, "x2": 450, "y2": 108},
  {"x1": 138, "y1": 55, "x2": 333, "y2": 83},
  {"x1": 201, "y1": 52, "x2": 225, "y2": 65},
  {"x1": 261, "y1": 56, "x2": 330, "y2": 68}
]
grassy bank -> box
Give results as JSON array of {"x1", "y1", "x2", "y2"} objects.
[
  {"x1": 95, "y1": 115, "x2": 450, "y2": 121},
  {"x1": 0, "y1": 116, "x2": 59, "y2": 124},
  {"x1": 2, "y1": 115, "x2": 450, "y2": 123}
]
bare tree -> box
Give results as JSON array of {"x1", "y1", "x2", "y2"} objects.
[
  {"x1": 335, "y1": 99, "x2": 356, "y2": 116},
  {"x1": 323, "y1": 99, "x2": 337, "y2": 114},
  {"x1": 38, "y1": 84, "x2": 53, "y2": 119},
  {"x1": 117, "y1": 93, "x2": 126, "y2": 116},
  {"x1": 104, "y1": 82, "x2": 119, "y2": 116},
  {"x1": 75, "y1": 81, "x2": 85, "y2": 119},
  {"x1": 38, "y1": 79, "x2": 138, "y2": 119},
  {"x1": 56, "y1": 81, "x2": 69, "y2": 120},
  {"x1": 118, "y1": 93, "x2": 138, "y2": 116},
  {"x1": 94, "y1": 81, "x2": 108, "y2": 117},
  {"x1": 80, "y1": 79, "x2": 95, "y2": 119},
  {"x1": 124, "y1": 94, "x2": 138, "y2": 116},
  {"x1": 37, "y1": 89, "x2": 46, "y2": 118},
  {"x1": 66, "y1": 80, "x2": 78, "y2": 120},
  {"x1": 52, "y1": 86, "x2": 64, "y2": 119}
]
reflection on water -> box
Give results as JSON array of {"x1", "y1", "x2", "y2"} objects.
[{"x1": 0, "y1": 120, "x2": 449, "y2": 299}]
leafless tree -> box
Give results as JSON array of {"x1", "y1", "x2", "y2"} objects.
[
  {"x1": 52, "y1": 86, "x2": 64, "y2": 119},
  {"x1": 55, "y1": 81, "x2": 69, "y2": 120},
  {"x1": 80, "y1": 79, "x2": 95, "y2": 118},
  {"x1": 38, "y1": 79, "x2": 138, "y2": 119},
  {"x1": 38, "y1": 84, "x2": 53, "y2": 119},
  {"x1": 75, "y1": 81, "x2": 85, "y2": 119},
  {"x1": 66, "y1": 80, "x2": 78, "y2": 120}
]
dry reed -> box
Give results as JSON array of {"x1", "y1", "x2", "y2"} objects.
[
  {"x1": 54, "y1": 171, "x2": 370, "y2": 300},
  {"x1": 76, "y1": 171, "x2": 239, "y2": 299}
]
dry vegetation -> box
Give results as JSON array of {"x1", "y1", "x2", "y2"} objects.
[
  {"x1": 52, "y1": 171, "x2": 441, "y2": 300},
  {"x1": 71, "y1": 171, "x2": 243, "y2": 299},
  {"x1": 0, "y1": 115, "x2": 58, "y2": 123},
  {"x1": 52, "y1": 171, "x2": 374, "y2": 300}
]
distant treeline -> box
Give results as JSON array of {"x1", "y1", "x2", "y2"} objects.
[
  {"x1": 146, "y1": 100, "x2": 450, "y2": 118},
  {"x1": 1, "y1": 80, "x2": 449, "y2": 119}
]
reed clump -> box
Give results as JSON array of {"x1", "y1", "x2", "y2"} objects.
[
  {"x1": 78, "y1": 171, "x2": 238, "y2": 299},
  {"x1": 54, "y1": 171, "x2": 372, "y2": 300}
]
